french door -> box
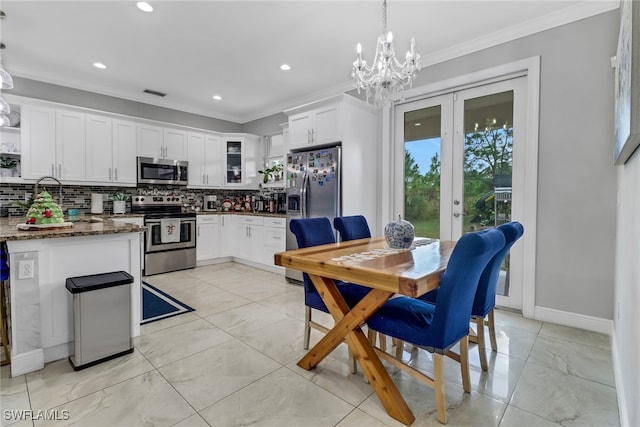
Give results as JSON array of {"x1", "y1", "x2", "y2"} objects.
[{"x1": 394, "y1": 77, "x2": 527, "y2": 309}]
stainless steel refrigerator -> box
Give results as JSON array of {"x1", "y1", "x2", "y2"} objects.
[{"x1": 285, "y1": 145, "x2": 341, "y2": 283}]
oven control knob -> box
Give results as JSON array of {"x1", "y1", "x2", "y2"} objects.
[{"x1": 140, "y1": 197, "x2": 144, "y2": 202}]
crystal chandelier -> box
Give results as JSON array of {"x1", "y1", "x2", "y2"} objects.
[{"x1": 351, "y1": 0, "x2": 421, "y2": 107}]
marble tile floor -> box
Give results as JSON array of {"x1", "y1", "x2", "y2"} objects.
[{"x1": 0, "y1": 263, "x2": 619, "y2": 426}]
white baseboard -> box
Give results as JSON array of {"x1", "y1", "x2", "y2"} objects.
[
  {"x1": 43, "y1": 342, "x2": 72, "y2": 364},
  {"x1": 196, "y1": 257, "x2": 233, "y2": 267},
  {"x1": 10, "y1": 349, "x2": 44, "y2": 377},
  {"x1": 232, "y1": 258, "x2": 285, "y2": 276},
  {"x1": 610, "y1": 328, "x2": 630, "y2": 427},
  {"x1": 534, "y1": 306, "x2": 613, "y2": 335}
]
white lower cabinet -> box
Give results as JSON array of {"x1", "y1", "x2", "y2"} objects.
[
  {"x1": 263, "y1": 217, "x2": 286, "y2": 270},
  {"x1": 196, "y1": 214, "x2": 285, "y2": 273},
  {"x1": 219, "y1": 215, "x2": 234, "y2": 258},
  {"x1": 196, "y1": 215, "x2": 221, "y2": 261},
  {"x1": 234, "y1": 216, "x2": 264, "y2": 264}
]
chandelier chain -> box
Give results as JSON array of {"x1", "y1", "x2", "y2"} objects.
[{"x1": 381, "y1": 0, "x2": 388, "y2": 35}]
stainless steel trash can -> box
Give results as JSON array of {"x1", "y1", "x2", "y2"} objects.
[{"x1": 66, "y1": 271, "x2": 134, "y2": 370}]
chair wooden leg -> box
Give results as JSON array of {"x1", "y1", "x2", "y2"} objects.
[
  {"x1": 349, "y1": 350, "x2": 357, "y2": 374},
  {"x1": 394, "y1": 339, "x2": 403, "y2": 360},
  {"x1": 475, "y1": 316, "x2": 488, "y2": 372},
  {"x1": 434, "y1": 353, "x2": 447, "y2": 424},
  {"x1": 488, "y1": 309, "x2": 497, "y2": 352},
  {"x1": 460, "y1": 336, "x2": 471, "y2": 393},
  {"x1": 303, "y1": 306, "x2": 312, "y2": 350},
  {"x1": 378, "y1": 333, "x2": 387, "y2": 352}
]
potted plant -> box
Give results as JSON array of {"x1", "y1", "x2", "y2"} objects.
[
  {"x1": 110, "y1": 192, "x2": 130, "y2": 214},
  {"x1": 258, "y1": 163, "x2": 284, "y2": 184},
  {"x1": 0, "y1": 156, "x2": 18, "y2": 177}
]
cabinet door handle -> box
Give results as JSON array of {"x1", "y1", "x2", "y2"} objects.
[
  {"x1": 307, "y1": 129, "x2": 311, "y2": 143},
  {"x1": 109, "y1": 168, "x2": 112, "y2": 180},
  {"x1": 58, "y1": 164, "x2": 62, "y2": 178},
  {"x1": 115, "y1": 168, "x2": 118, "y2": 181},
  {"x1": 51, "y1": 164, "x2": 55, "y2": 177},
  {"x1": 197, "y1": 226, "x2": 200, "y2": 237},
  {"x1": 311, "y1": 129, "x2": 315, "y2": 143}
]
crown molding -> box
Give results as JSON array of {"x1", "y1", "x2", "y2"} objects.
[{"x1": 420, "y1": 0, "x2": 619, "y2": 68}]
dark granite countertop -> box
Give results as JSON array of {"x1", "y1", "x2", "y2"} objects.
[{"x1": 0, "y1": 215, "x2": 145, "y2": 242}]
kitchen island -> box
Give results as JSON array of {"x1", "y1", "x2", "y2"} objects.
[{"x1": 1, "y1": 216, "x2": 144, "y2": 377}]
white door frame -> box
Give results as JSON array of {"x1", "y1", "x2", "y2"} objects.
[{"x1": 381, "y1": 56, "x2": 539, "y2": 318}]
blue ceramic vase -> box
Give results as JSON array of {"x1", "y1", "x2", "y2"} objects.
[{"x1": 384, "y1": 215, "x2": 415, "y2": 249}]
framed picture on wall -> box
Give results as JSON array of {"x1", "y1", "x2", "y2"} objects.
[{"x1": 614, "y1": 0, "x2": 640, "y2": 165}]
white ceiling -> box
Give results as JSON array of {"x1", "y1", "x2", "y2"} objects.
[{"x1": 0, "y1": 1, "x2": 618, "y2": 124}]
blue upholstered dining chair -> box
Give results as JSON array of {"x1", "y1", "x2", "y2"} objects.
[
  {"x1": 289, "y1": 217, "x2": 370, "y2": 372},
  {"x1": 366, "y1": 228, "x2": 505, "y2": 424},
  {"x1": 333, "y1": 215, "x2": 371, "y2": 241},
  {"x1": 417, "y1": 221, "x2": 524, "y2": 371}
]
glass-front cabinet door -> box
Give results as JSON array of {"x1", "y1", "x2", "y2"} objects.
[{"x1": 224, "y1": 138, "x2": 244, "y2": 186}]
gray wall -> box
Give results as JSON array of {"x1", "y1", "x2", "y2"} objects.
[
  {"x1": 242, "y1": 113, "x2": 288, "y2": 137},
  {"x1": 406, "y1": 11, "x2": 619, "y2": 319},
  {"x1": 11, "y1": 77, "x2": 243, "y2": 133}
]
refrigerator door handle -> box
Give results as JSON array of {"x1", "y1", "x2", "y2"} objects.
[{"x1": 301, "y1": 172, "x2": 309, "y2": 218}]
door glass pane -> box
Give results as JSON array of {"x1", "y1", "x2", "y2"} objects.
[
  {"x1": 226, "y1": 141, "x2": 242, "y2": 184},
  {"x1": 463, "y1": 90, "x2": 513, "y2": 295},
  {"x1": 403, "y1": 105, "x2": 441, "y2": 239}
]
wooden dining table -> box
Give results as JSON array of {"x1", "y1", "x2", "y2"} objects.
[{"x1": 274, "y1": 236, "x2": 455, "y2": 425}]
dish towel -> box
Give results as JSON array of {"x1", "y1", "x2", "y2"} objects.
[{"x1": 160, "y1": 219, "x2": 181, "y2": 243}]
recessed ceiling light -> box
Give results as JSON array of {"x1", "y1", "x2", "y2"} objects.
[
  {"x1": 212, "y1": 95, "x2": 222, "y2": 101},
  {"x1": 414, "y1": 122, "x2": 422, "y2": 126},
  {"x1": 93, "y1": 62, "x2": 107, "y2": 69},
  {"x1": 137, "y1": 2, "x2": 153, "y2": 12},
  {"x1": 280, "y1": 64, "x2": 291, "y2": 71}
]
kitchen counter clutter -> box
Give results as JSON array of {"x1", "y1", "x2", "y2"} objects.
[
  {"x1": 0, "y1": 215, "x2": 145, "y2": 242},
  {"x1": 198, "y1": 211, "x2": 285, "y2": 218}
]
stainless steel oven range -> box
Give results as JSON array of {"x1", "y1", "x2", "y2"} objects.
[{"x1": 132, "y1": 193, "x2": 196, "y2": 276}]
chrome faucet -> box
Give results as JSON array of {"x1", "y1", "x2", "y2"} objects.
[{"x1": 34, "y1": 176, "x2": 63, "y2": 206}]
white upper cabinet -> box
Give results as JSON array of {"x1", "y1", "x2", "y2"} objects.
[
  {"x1": 163, "y1": 128, "x2": 188, "y2": 159},
  {"x1": 111, "y1": 119, "x2": 137, "y2": 184},
  {"x1": 85, "y1": 113, "x2": 113, "y2": 182},
  {"x1": 21, "y1": 104, "x2": 57, "y2": 179},
  {"x1": 287, "y1": 102, "x2": 341, "y2": 150},
  {"x1": 55, "y1": 109, "x2": 86, "y2": 181},
  {"x1": 23, "y1": 105, "x2": 134, "y2": 185},
  {"x1": 188, "y1": 131, "x2": 222, "y2": 188},
  {"x1": 82, "y1": 115, "x2": 137, "y2": 185},
  {"x1": 137, "y1": 123, "x2": 163, "y2": 158},
  {"x1": 269, "y1": 133, "x2": 285, "y2": 158},
  {"x1": 137, "y1": 124, "x2": 187, "y2": 160}
]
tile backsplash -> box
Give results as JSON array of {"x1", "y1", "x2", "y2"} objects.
[{"x1": 0, "y1": 184, "x2": 264, "y2": 217}]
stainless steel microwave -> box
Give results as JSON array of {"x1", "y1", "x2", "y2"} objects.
[{"x1": 137, "y1": 157, "x2": 188, "y2": 185}]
